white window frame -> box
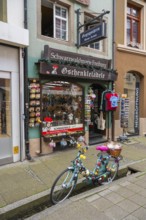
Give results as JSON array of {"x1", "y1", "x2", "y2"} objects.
[{"x1": 53, "y1": 4, "x2": 68, "y2": 41}]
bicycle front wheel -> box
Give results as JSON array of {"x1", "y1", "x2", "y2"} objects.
[
  {"x1": 100, "y1": 157, "x2": 119, "y2": 185},
  {"x1": 50, "y1": 168, "x2": 77, "y2": 204}
]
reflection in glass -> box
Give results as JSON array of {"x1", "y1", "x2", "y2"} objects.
[
  {"x1": 42, "y1": 81, "x2": 83, "y2": 126},
  {"x1": 0, "y1": 79, "x2": 11, "y2": 137}
]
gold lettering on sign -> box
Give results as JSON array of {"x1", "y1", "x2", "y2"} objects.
[{"x1": 75, "y1": 0, "x2": 90, "y2": 6}]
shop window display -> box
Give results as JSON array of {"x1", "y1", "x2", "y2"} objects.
[{"x1": 41, "y1": 81, "x2": 84, "y2": 138}]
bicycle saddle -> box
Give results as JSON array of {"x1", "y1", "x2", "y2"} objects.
[{"x1": 96, "y1": 145, "x2": 109, "y2": 152}]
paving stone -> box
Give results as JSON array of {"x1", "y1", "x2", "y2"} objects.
[
  {"x1": 123, "y1": 215, "x2": 139, "y2": 220},
  {"x1": 85, "y1": 193, "x2": 100, "y2": 202},
  {"x1": 104, "y1": 204, "x2": 129, "y2": 219},
  {"x1": 98, "y1": 189, "x2": 112, "y2": 196},
  {"x1": 104, "y1": 191, "x2": 125, "y2": 204},
  {"x1": 117, "y1": 199, "x2": 140, "y2": 213},
  {"x1": 91, "y1": 197, "x2": 114, "y2": 211},
  {"x1": 132, "y1": 207, "x2": 146, "y2": 220},
  {"x1": 115, "y1": 186, "x2": 135, "y2": 198},
  {"x1": 128, "y1": 193, "x2": 146, "y2": 206},
  {"x1": 125, "y1": 182, "x2": 143, "y2": 193}
]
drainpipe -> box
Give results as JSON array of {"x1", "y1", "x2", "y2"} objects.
[
  {"x1": 111, "y1": 0, "x2": 116, "y2": 141},
  {"x1": 24, "y1": 0, "x2": 32, "y2": 160}
]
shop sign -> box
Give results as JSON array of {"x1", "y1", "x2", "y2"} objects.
[
  {"x1": 80, "y1": 23, "x2": 106, "y2": 46},
  {"x1": 43, "y1": 45, "x2": 110, "y2": 69},
  {"x1": 40, "y1": 62, "x2": 117, "y2": 81},
  {"x1": 42, "y1": 124, "x2": 84, "y2": 136},
  {"x1": 134, "y1": 82, "x2": 139, "y2": 133}
]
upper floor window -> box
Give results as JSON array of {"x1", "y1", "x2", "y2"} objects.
[
  {"x1": 84, "y1": 13, "x2": 103, "y2": 51},
  {"x1": 0, "y1": 0, "x2": 7, "y2": 22},
  {"x1": 127, "y1": 4, "x2": 141, "y2": 48},
  {"x1": 41, "y1": 0, "x2": 68, "y2": 41}
]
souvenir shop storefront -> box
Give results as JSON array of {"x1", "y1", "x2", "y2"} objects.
[{"x1": 29, "y1": 45, "x2": 118, "y2": 156}]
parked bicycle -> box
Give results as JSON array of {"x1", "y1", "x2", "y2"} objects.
[{"x1": 50, "y1": 136, "x2": 122, "y2": 204}]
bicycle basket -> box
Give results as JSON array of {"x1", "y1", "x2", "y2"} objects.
[{"x1": 109, "y1": 148, "x2": 122, "y2": 157}]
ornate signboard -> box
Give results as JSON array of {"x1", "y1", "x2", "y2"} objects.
[
  {"x1": 39, "y1": 45, "x2": 117, "y2": 81},
  {"x1": 39, "y1": 62, "x2": 117, "y2": 81},
  {"x1": 80, "y1": 23, "x2": 107, "y2": 46}
]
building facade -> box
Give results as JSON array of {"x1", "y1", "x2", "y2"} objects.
[
  {"x1": 0, "y1": 0, "x2": 29, "y2": 165},
  {"x1": 27, "y1": 0, "x2": 117, "y2": 157},
  {"x1": 114, "y1": 0, "x2": 146, "y2": 138}
]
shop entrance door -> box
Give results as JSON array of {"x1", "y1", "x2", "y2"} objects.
[
  {"x1": 0, "y1": 72, "x2": 13, "y2": 165},
  {"x1": 89, "y1": 84, "x2": 107, "y2": 145}
]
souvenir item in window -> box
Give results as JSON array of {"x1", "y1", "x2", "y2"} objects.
[
  {"x1": 36, "y1": 112, "x2": 40, "y2": 117},
  {"x1": 29, "y1": 79, "x2": 41, "y2": 128},
  {"x1": 36, "y1": 88, "x2": 40, "y2": 93},
  {"x1": 30, "y1": 89, "x2": 36, "y2": 93},
  {"x1": 30, "y1": 101, "x2": 36, "y2": 106},
  {"x1": 29, "y1": 122, "x2": 35, "y2": 127},
  {"x1": 36, "y1": 94, "x2": 40, "y2": 99},
  {"x1": 48, "y1": 140, "x2": 56, "y2": 148},
  {"x1": 72, "y1": 99, "x2": 78, "y2": 111},
  {"x1": 30, "y1": 94, "x2": 36, "y2": 99},
  {"x1": 36, "y1": 101, "x2": 40, "y2": 106},
  {"x1": 60, "y1": 138, "x2": 67, "y2": 148},
  {"x1": 30, "y1": 112, "x2": 35, "y2": 117},
  {"x1": 29, "y1": 118, "x2": 35, "y2": 123},
  {"x1": 78, "y1": 136, "x2": 85, "y2": 142},
  {"x1": 42, "y1": 117, "x2": 53, "y2": 132},
  {"x1": 29, "y1": 107, "x2": 35, "y2": 112},
  {"x1": 88, "y1": 87, "x2": 96, "y2": 100},
  {"x1": 68, "y1": 113, "x2": 73, "y2": 123},
  {"x1": 35, "y1": 107, "x2": 40, "y2": 112}
]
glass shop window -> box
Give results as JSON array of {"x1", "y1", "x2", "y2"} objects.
[{"x1": 41, "y1": 81, "x2": 84, "y2": 136}]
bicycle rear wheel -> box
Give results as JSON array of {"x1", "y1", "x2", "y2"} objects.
[
  {"x1": 100, "y1": 157, "x2": 119, "y2": 185},
  {"x1": 50, "y1": 168, "x2": 77, "y2": 204}
]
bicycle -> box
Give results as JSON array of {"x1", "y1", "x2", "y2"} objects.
[{"x1": 50, "y1": 136, "x2": 122, "y2": 204}]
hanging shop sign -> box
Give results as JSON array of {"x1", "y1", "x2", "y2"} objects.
[
  {"x1": 39, "y1": 62, "x2": 117, "y2": 81},
  {"x1": 80, "y1": 23, "x2": 107, "y2": 46},
  {"x1": 134, "y1": 82, "x2": 139, "y2": 134}
]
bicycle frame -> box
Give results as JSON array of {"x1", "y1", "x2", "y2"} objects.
[
  {"x1": 69, "y1": 147, "x2": 122, "y2": 185},
  {"x1": 50, "y1": 136, "x2": 123, "y2": 204}
]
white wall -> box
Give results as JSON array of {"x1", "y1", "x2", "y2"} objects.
[{"x1": 7, "y1": 0, "x2": 24, "y2": 27}]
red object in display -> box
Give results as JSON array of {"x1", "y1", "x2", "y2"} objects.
[
  {"x1": 44, "y1": 117, "x2": 53, "y2": 122},
  {"x1": 105, "y1": 93, "x2": 119, "y2": 111}
]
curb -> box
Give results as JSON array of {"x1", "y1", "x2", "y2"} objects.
[{"x1": 0, "y1": 166, "x2": 130, "y2": 220}]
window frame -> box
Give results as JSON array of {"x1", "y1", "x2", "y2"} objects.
[
  {"x1": 127, "y1": 3, "x2": 141, "y2": 47},
  {"x1": 53, "y1": 4, "x2": 68, "y2": 41},
  {"x1": 41, "y1": 0, "x2": 69, "y2": 41},
  {"x1": 0, "y1": 0, "x2": 7, "y2": 22}
]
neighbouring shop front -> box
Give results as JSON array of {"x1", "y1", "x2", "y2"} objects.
[
  {"x1": 0, "y1": 45, "x2": 21, "y2": 165},
  {"x1": 28, "y1": 45, "x2": 118, "y2": 156}
]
